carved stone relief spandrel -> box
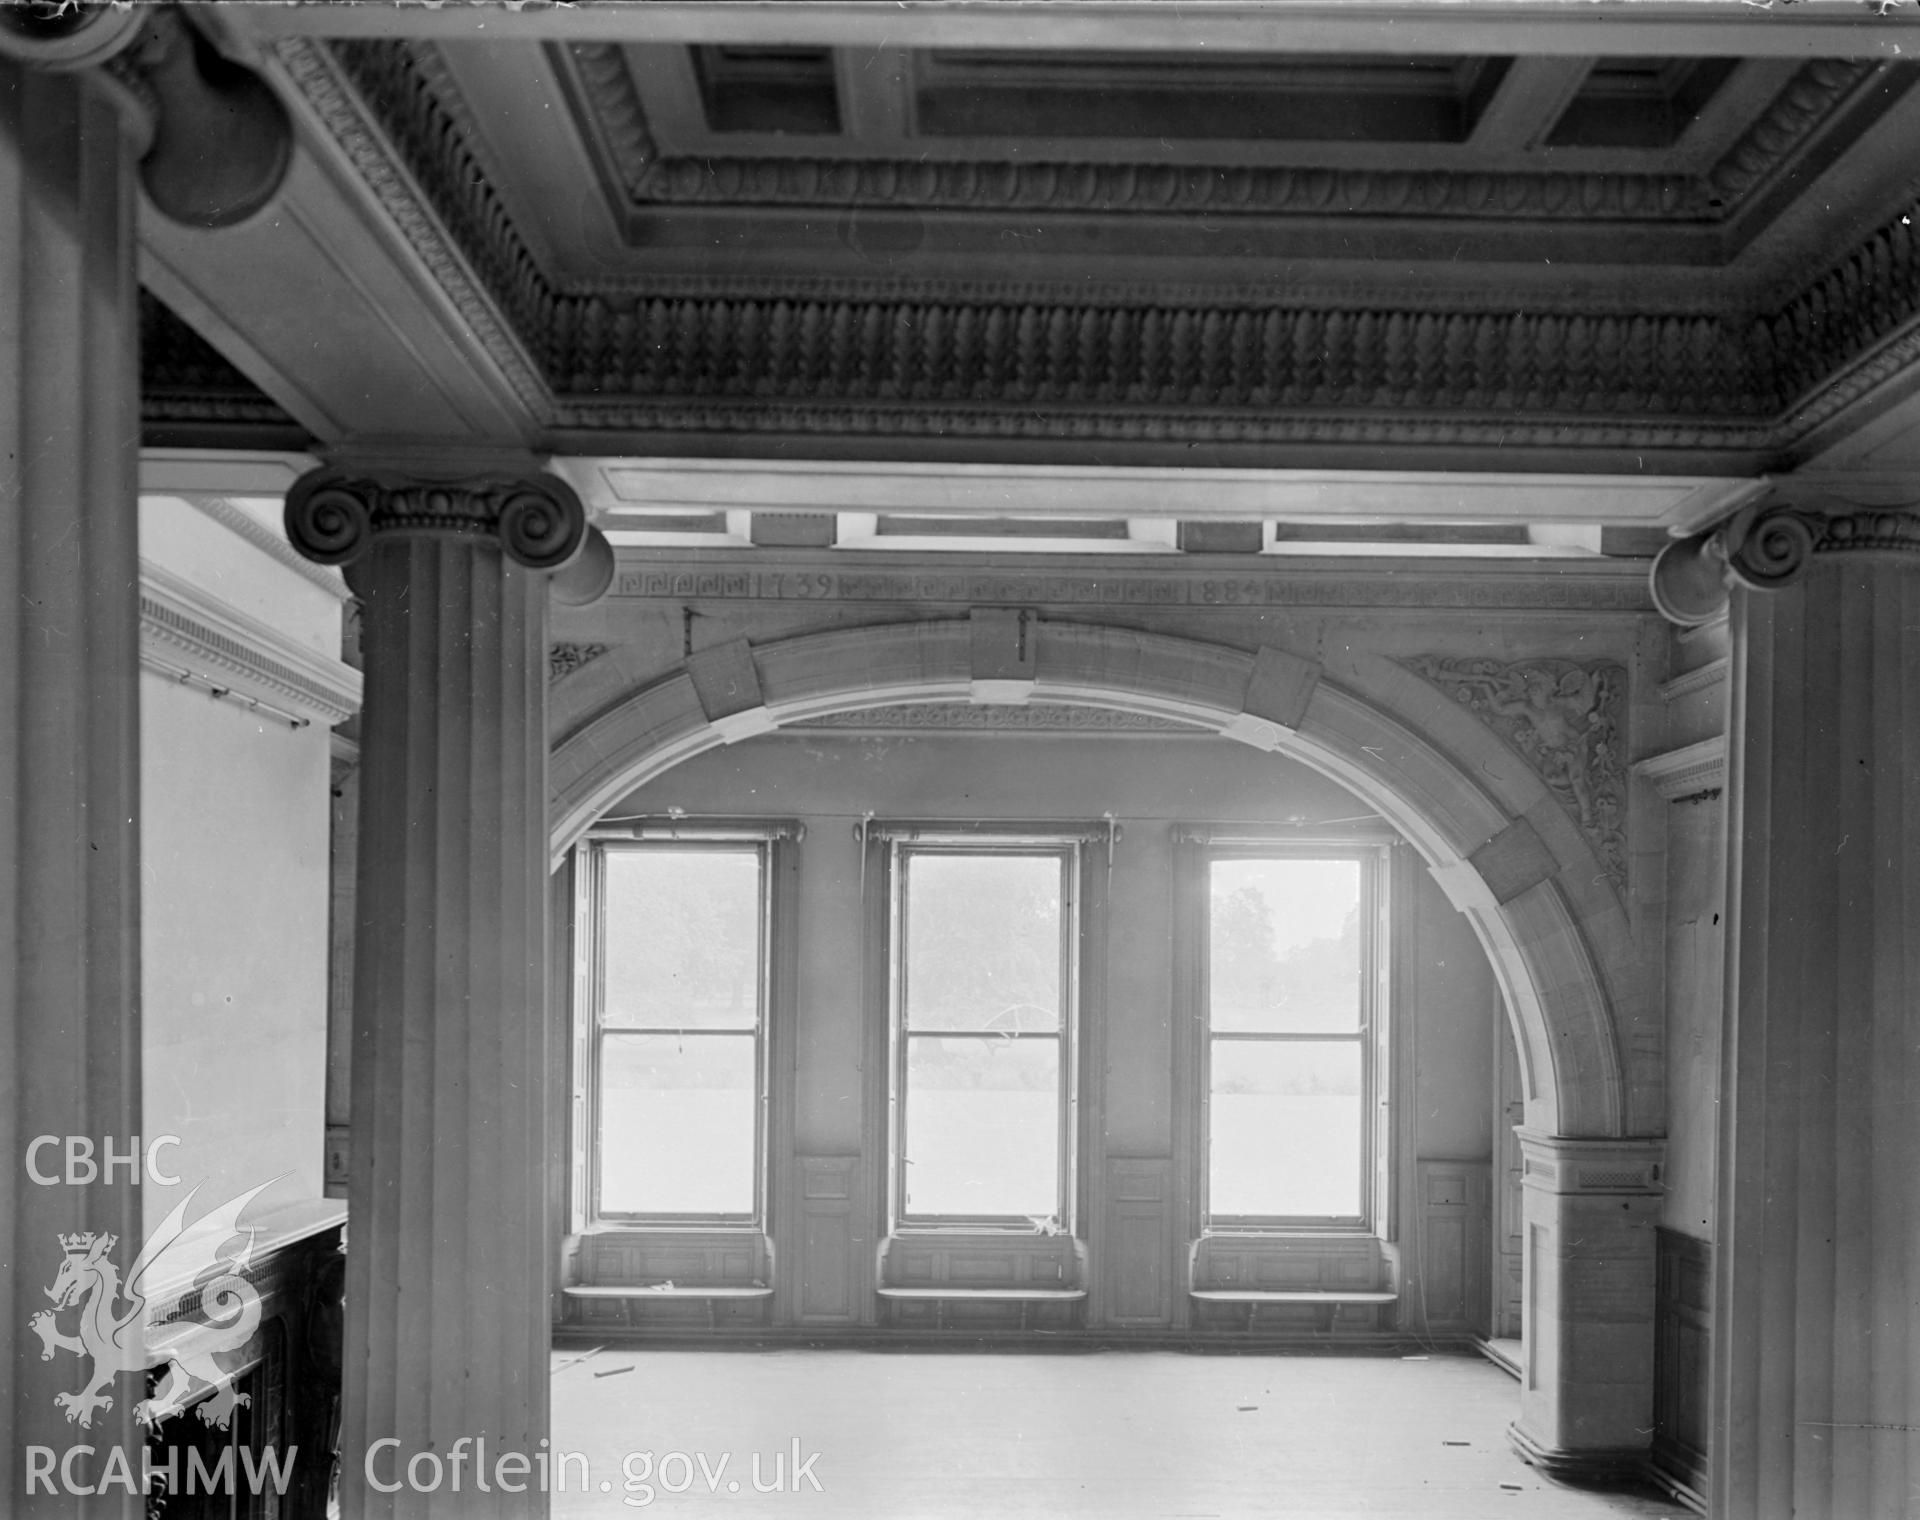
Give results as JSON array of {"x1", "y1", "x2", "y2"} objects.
[{"x1": 1403, "y1": 656, "x2": 1629, "y2": 894}]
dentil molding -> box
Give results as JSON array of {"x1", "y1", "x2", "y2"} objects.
[{"x1": 139, "y1": 560, "x2": 362, "y2": 728}]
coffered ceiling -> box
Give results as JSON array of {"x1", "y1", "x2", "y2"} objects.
[{"x1": 140, "y1": 3, "x2": 1920, "y2": 478}]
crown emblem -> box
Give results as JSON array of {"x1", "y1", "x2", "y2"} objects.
[{"x1": 58, "y1": 1232, "x2": 110, "y2": 1254}]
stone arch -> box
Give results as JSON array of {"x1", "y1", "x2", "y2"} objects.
[{"x1": 550, "y1": 616, "x2": 1630, "y2": 1139}]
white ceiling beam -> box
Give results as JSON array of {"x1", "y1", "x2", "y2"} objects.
[
  {"x1": 558, "y1": 456, "x2": 1763, "y2": 528},
  {"x1": 1467, "y1": 56, "x2": 1593, "y2": 154},
  {"x1": 217, "y1": 3, "x2": 1920, "y2": 58},
  {"x1": 140, "y1": 41, "x2": 552, "y2": 447}
]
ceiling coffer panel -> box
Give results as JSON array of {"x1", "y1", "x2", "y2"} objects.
[{"x1": 555, "y1": 44, "x2": 1901, "y2": 238}]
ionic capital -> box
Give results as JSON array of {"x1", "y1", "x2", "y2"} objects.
[
  {"x1": 1650, "y1": 499, "x2": 1920, "y2": 626},
  {"x1": 2, "y1": 6, "x2": 292, "y2": 228},
  {"x1": 0, "y1": 2, "x2": 147, "y2": 72},
  {"x1": 285, "y1": 466, "x2": 588, "y2": 576}
]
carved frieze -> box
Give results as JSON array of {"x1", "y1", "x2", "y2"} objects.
[
  {"x1": 609, "y1": 562, "x2": 1653, "y2": 612},
  {"x1": 549, "y1": 643, "x2": 611, "y2": 682},
  {"x1": 1404, "y1": 656, "x2": 1629, "y2": 892}
]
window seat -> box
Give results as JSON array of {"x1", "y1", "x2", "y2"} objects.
[
  {"x1": 564, "y1": 1282, "x2": 773, "y2": 1329},
  {"x1": 1187, "y1": 1288, "x2": 1397, "y2": 1303},
  {"x1": 876, "y1": 1235, "x2": 1089, "y2": 1329},
  {"x1": 565, "y1": 1284, "x2": 774, "y2": 1299},
  {"x1": 566, "y1": 1236, "x2": 776, "y2": 1328},
  {"x1": 1186, "y1": 1236, "x2": 1396, "y2": 1331}
]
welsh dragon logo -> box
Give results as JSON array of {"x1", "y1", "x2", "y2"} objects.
[{"x1": 29, "y1": 1178, "x2": 280, "y2": 1431}]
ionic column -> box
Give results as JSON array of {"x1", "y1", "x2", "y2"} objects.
[
  {"x1": 1655, "y1": 502, "x2": 1920, "y2": 1519},
  {"x1": 1, "y1": 17, "x2": 149, "y2": 1513},
  {"x1": 286, "y1": 461, "x2": 587, "y2": 1518}
]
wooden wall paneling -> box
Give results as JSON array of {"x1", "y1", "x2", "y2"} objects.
[
  {"x1": 1410, "y1": 1159, "x2": 1492, "y2": 1338},
  {"x1": 1653, "y1": 1227, "x2": 1711, "y2": 1504},
  {"x1": 794, "y1": 1154, "x2": 869, "y2": 1325},
  {"x1": 1104, "y1": 1158, "x2": 1174, "y2": 1328}
]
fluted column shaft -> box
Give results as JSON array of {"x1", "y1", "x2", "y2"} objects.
[
  {"x1": 287, "y1": 467, "x2": 583, "y2": 1518},
  {"x1": 1, "y1": 59, "x2": 146, "y2": 1517},
  {"x1": 1712, "y1": 523, "x2": 1920, "y2": 1519}
]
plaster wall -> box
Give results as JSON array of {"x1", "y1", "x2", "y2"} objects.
[{"x1": 138, "y1": 501, "x2": 339, "y2": 1234}]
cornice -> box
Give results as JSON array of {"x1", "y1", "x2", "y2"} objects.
[
  {"x1": 526, "y1": 266, "x2": 1746, "y2": 319},
  {"x1": 1634, "y1": 736, "x2": 1726, "y2": 800},
  {"x1": 139, "y1": 560, "x2": 363, "y2": 727},
  {"x1": 144, "y1": 36, "x2": 1920, "y2": 459},
  {"x1": 556, "y1": 397, "x2": 1782, "y2": 454},
  {"x1": 544, "y1": 299, "x2": 1779, "y2": 420},
  {"x1": 269, "y1": 36, "x2": 554, "y2": 421}
]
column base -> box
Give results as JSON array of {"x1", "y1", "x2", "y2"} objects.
[
  {"x1": 1510, "y1": 1132, "x2": 1665, "y2": 1470},
  {"x1": 1507, "y1": 1422, "x2": 1655, "y2": 1486}
]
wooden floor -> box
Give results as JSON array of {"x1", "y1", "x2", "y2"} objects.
[{"x1": 551, "y1": 1348, "x2": 1690, "y2": 1519}]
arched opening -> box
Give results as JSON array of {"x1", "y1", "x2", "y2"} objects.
[
  {"x1": 546, "y1": 614, "x2": 1662, "y2": 1479},
  {"x1": 551, "y1": 617, "x2": 1635, "y2": 1143}
]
